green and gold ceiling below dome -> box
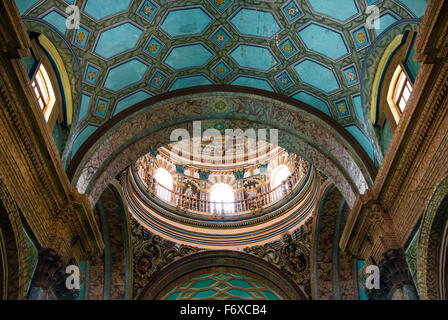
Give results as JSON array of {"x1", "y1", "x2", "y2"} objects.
[{"x1": 16, "y1": 0, "x2": 427, "y2": 162}]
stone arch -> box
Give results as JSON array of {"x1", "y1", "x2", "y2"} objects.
[
  {"x1": 67, "y1": 86, "x2": 377, "y2": 209},
  {"x1": 137, "y1": 250, "x2": 307, "y2": 300},
  {"x1": 418, "y1": 175, "x2": 448, "y2": 300},
  {"x1": 0, "y1": 179, "x2": 28, "y2": 300},
  {"x1": 311, "y1": 181, "x2": 356, "y2": 300},
  {"x1": 86, "y1": 181, "x2": 133, "y2": 300}
]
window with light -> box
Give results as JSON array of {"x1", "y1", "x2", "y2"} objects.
[
  {"x1": 31, "y1": 64, "x2": 56, "y2": 121},
  {"x1": 387, "y1": 65, "x2": 413, "y2": 124},
  {"x1": 271, "y1": 165, "x2": 291, "y2": 198},
  {"x1": 154, "y1": 168, "x2": 173, "y2": 201},
  {"x1": 210, "y1": 183, "x2": 235, "y2": 214}
]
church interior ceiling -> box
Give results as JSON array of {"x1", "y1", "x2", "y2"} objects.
[{"x1": 15, "y1": 0, "x2": 427, "y2": 163}]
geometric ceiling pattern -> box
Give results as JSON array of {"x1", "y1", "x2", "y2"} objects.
[
  {"x1": 161, "y1": 272, "x2": 282, "y2": 300},
  {"x1": 16, "y1": 0, "x2": 426, "y2": 159}
]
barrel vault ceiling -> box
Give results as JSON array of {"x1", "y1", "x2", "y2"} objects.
[{"x1": 15, "y1": 0, "x2": 427, "y2": 160}]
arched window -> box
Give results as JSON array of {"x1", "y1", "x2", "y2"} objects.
[
  {"x1": 154, "y1": 168, "x2": 173, "y2": 201},
  {"x1": 387, "y1": 65, "x2": 413, "y2": 124},
  {"x1": 271, "y1": 165, "x2": 291, "y2": 189},
  {"x1": 210, "y1": 183, "x2": 235, "y2": 214},
  {"x1": 31, "y1": 63, "x2": 56, "y2": 122},
  {"x1": 271, "y1": 165, "x2": 291, "y2": 199}
]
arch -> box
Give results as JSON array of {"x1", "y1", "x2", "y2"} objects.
[
  {"x1": 271, "y1": 165, "x2": 291, "y2": 189},
  {"x1": 67, "y1": 86, "x2": 376, "y2": 209},
  {"x1": 21, "y1": 18, "x2": 84, "y2": 168},
  {"x1": 311, "y1": 181, "x2": 356, "y2": 300},
  {"x1": 87, "y1": 182, "x2": 133, "y2": 300},
  {"x1": 418, "y1": 175, "x2": 448, "y2": 300},
  {"x1": 137, "y1": 250, "x2": 307, "y2": 300},
  {"x1": 0, "y1": 179, "x2": 28, "y2": 300},
  {"x1": 360, "y1": 19, "x2": 420, "y2": 161}
]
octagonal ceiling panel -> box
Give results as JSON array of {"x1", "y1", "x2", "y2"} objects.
[
  {"x1": 83, "y1": 0, "x2": 132, "y2": 20},
  {"x1": 229, "y1": 8, "x2": 281, "y2": 38},
  {"x1": 103, "y1": 58, "x2": 150, "y2": 92},
  {"x1": 164, "y1": 43, "x2": 214, "y2": 71},
  {"x1": 306, "y1": 0, "x2": 359, "y2": 22},
  {"x1": 229, "y1": 44, "x2": 278, "y2": 72},
  {"x1": 294, "y1": 59, "x2": 340, "y2": 94},
  {"x1": 169, "y1": 75, "x2": 213, "y2": 91},
  {"x1": 94, "y1": 22, "x2": 143, "y2": 59},
  {"x1": 18, "y1": 0, "x2": 425, "y2": 164},
  {"x1": 160, "y1": 6, "x2": 213, "y2": 38},
  {"x1": 231, "y1": 76, "x2": 274, "y2": 92},
  {"x1": 298, "y1": 23, "x2": 349, "y2": 61}
]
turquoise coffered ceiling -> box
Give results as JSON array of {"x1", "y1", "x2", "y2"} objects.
[{"x1": 18, "y1": 0, "x2": 428, "y2": 160}]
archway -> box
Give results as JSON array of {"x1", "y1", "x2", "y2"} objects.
[
  {"x1": 0, "y1": 179, "x2": 28, "y2": 300},
  {"x1": 137, "y1": 250, "x2": 307, "y2": 300},
  {"x1": 418, "y1": 175, "x2": 448, "y2": 299},
  {"x1": 67, "y1": 86, "x2": 376, "y2": 208}
]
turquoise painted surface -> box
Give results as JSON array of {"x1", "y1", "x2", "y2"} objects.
[
  {"x1": 169, "y1": 75, "x2": 212, "y2": 91},
  {"x1": 357, "y1": 260, "x2": 368, "y2": 300},
  {"x1": 166, "y1": 291, "x2": 181, "y2": 300},
  {"x1": 21, "y1": 54, "x2": 37, "y2": 77},
  {"x1": 294, "y1": 59, "x2": 340, "y2": 93},
  {"x1": 161, "y1": 7, "x2": 212, "y2": 37},
  {"x1": 71, "y1": 125, "x2": 98, "y2": 159},
  {"x1": 405, "y1": 47, "x2": 421, "y2": 81},
  {"x1": 380, "y1": 120, "x2": 393, "y2": 156},
  {"x1": 103, "y1": 59, "x2": 149, "y2": 92},
  {"x1": 191, "y1": 279, "x2": 216, "y2": 289},
  {"x1": 230, "y1": 8, "x2": 280, "y2": 38},
  {"x1": 42, "y1": 10, "x2": 67, "y2": 35},
  {"x1": 15, "y1": 0, "x2": 40, "y2": 15},
  {"x1": 83, "y1": 0, "x2": 132, "y2": 20},
  {"x1": 52, "y1": 122, "x2": 63, "y2": 155},
  {"x1": 375, "y1": 13, "x2": 398, "y2": 36},
  {"x1": 94, "y1": 23, "x2": 143, "y2": 59},
  {"x1": 352, "y1": 95, "x2": 366, "y2": 124},
  {"x1": 298, "y1": 23, "x2": 349, "y2": 60},
  {"x1": 396, "y1": 0, "x2": 427, "y2": 18},
  {"x1": 308, "y1": 0, "x2": 359, "y2": 21},
  {"x1": 345, "y1": 125, "x2": 375, "y2": 160},
  {"x1": 291, "y1": 91, "x2": 332, "y2": 117},
  {"x1": 229, "y1": 44, "x2": 278, "y2": 71},
  {"x1": 164, "y1": 44, "x2": 213, "y2": 70},
  {"x1": 78, "y1": 94, "x2": 91, "y2": 122},
  {"x1": 228, "y1": 289, "x2": 252, "y2": 299},
  {"x1": 193, "y1": 290, "x2": 217, "y2": 299},
  {"x1": 228, "y1": 279, "x2": 253, "y2": 289},
  {"x1": 231, "y1": 76, "x2": 273, "y2": 92},
  {"x1": 75, "y1": 261, "x2": 86, "y2": 300},
  {"x1": 113, "y1": 91, "x2": 152, "y2": 116}
]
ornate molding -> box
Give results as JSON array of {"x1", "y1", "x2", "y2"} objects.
[{"x1": 0, "y1": 6, "x2": 103, "y2": 265}]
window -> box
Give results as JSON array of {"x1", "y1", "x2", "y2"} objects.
[
  {"x1": 271, "y1": 165, "x2": 291, "y2": 198},
  {"x1": 31, "y1": 64, "x2": 56, "y2": 121},
  {"x1": 210, "y1": 183, "x2": 235, "y2": 214},
  {"x1": 271, "y1": 165, "x2": 291, "y2": 189},
  {"x1": 387, "y1": 65, "x2": 413, "y2": 123},
  {"x1": 154, "y1": 168, "x2": 173, "y2": 201}
]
